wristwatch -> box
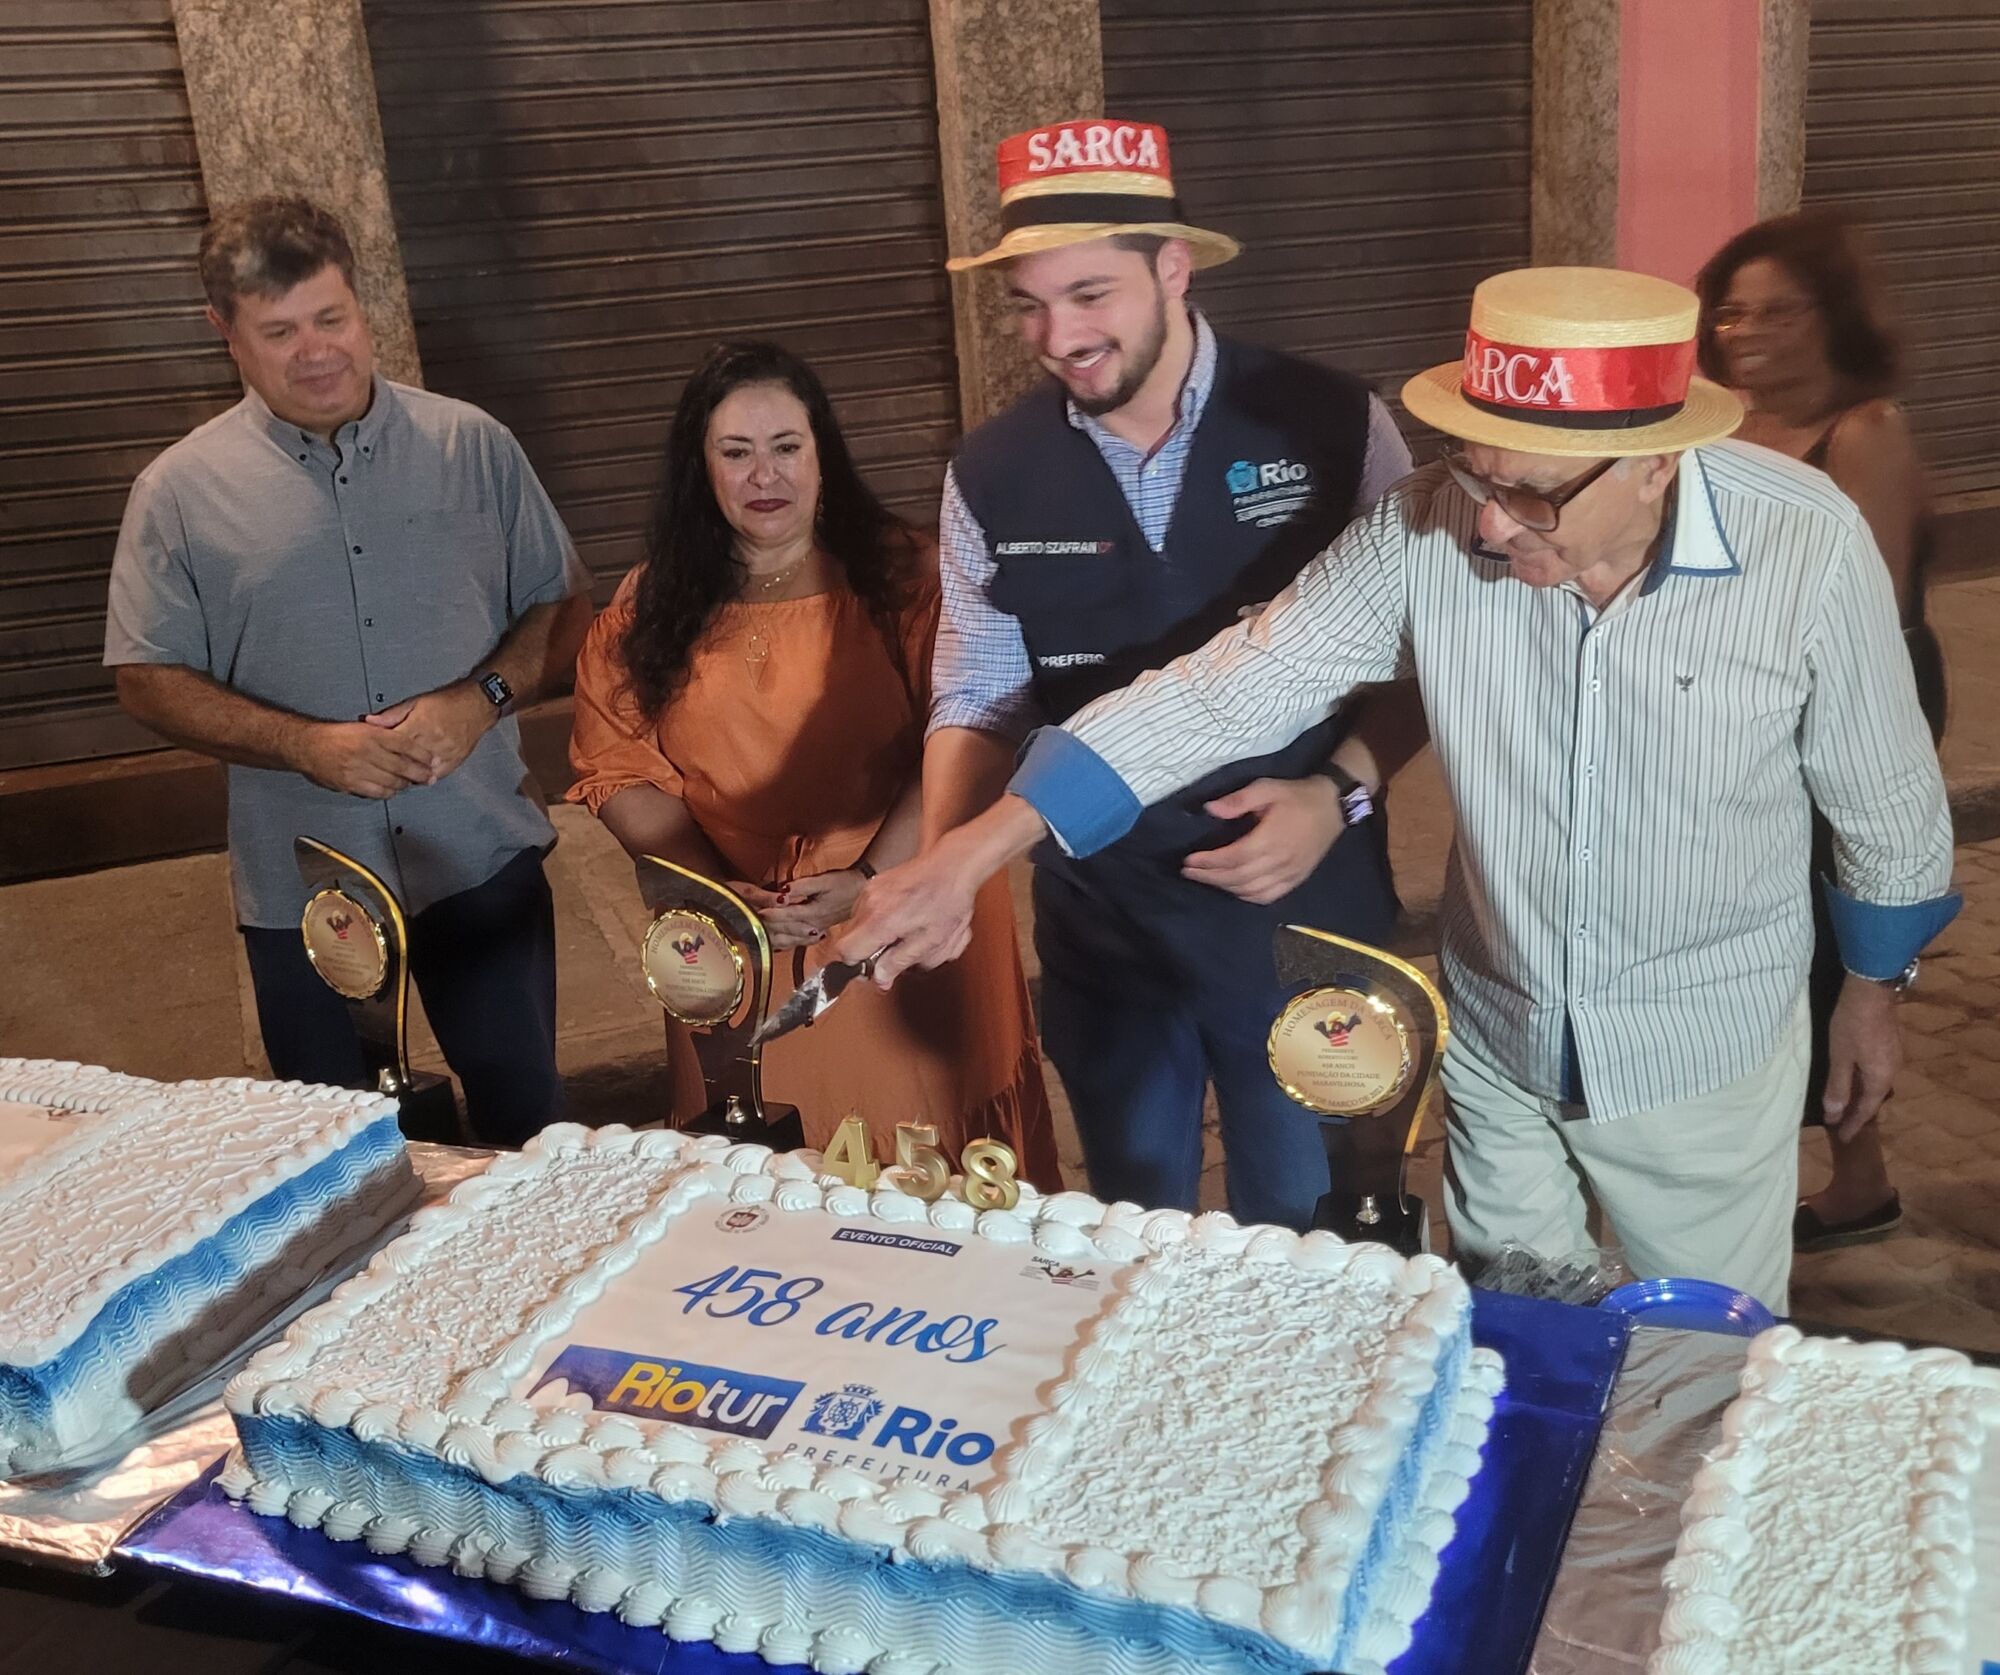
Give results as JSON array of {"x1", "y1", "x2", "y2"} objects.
[
  {"x1": 477, "y1": 670, "x2": 515, "y2": 715},
  {"x1": 1313, "y1": 763, "x2": 1376, "y2": 826}
]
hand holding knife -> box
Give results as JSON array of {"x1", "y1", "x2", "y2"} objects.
[{"x1": 750, "y1": 946, "x2": 892, "y2": 1047}]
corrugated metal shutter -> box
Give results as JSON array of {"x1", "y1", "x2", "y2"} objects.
[
  {"x1": 1101, "y1": 0, "x2": 1533, "y2": 460},
  {"x1": 0, "y1": 1, "x2": 239, "y2": 770},
  {"x1": 361, "y1": 0, "x2": 961, "y2": 597},
  {"x1": 1805, "y1": 0, "x2": 2000, "y2": 496}
]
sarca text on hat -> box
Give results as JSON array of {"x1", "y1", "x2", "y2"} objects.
[{"x1": 1021, "y1": 123, "x2": 1165, "y2": 176}]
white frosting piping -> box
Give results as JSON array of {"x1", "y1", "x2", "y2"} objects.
[
  {"x1": 1650, "y1": 1323, "x2": 2000, "y2": 1675},
  {"x1": 0, "y1": 1057, "x2": 398, "y2": 1364},
  {"x1": 227, "y1": 1122, "x2": 1495, "y2": 1664}
]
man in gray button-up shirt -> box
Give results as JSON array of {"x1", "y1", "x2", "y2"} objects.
[{"x1": 104, "y1": 197, "x2": 593, "y2": 1144}]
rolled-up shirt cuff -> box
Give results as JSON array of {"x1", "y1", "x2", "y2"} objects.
[
  {"x1": 1008, "y1": 727, "x2": 1143, "y2": 858},
  {"x1": 925, "y1": 693, "x2": 1036, "y2": 743},
  {"x1": 1820, "y1": 877, "x2": 1962, "y2": 980}
]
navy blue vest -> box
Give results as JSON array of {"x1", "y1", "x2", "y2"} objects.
[{"x1": 955, "y1": 333, "x2": 1374, "y2": 868}]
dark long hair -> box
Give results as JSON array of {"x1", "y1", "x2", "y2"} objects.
[
  {"x1": 1694, "y1": 208, "x2": 1902, "y2": 400},
  {"x1": 620, "y1": 341, "x2": 917, "y2": 717}
]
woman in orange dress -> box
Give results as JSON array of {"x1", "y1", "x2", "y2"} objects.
[{"x1": 568, "y1": 340, "x2": 1059, "y2": 1186}]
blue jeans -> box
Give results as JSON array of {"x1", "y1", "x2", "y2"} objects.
[
  {"x1": 241, "y1": 846, "x2": 560, "y2": 1146},
  {"x1": 1032, "y1": 816, "x2": 1397, "y2": 1230}
]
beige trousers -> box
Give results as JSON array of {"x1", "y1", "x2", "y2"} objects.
[{"x1": 1440, "y1": 999, "x2": 1809, "y2": 1314}]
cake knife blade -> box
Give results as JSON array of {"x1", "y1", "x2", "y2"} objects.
[{"x1": 750, "y1": 948, "x2": 886, "y2": 1047}]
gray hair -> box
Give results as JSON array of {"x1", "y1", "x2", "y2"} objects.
[{"x1": 198, "y1": 196, "x2": 356, "y2": 322}]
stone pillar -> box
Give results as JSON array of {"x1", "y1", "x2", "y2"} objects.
[
  {"x1": 929, "y1": 0, "x2": 1104, "y2": 427},
  {"x1": 1532, "y1": 0, "x2": 1810, "y2": 284},
  {"x1": 1531, "y1": 0, "x2": 1623, "y2": 269},
  {"x1": 169, "y1": 0, "x2": 422, "y2": 385},
  {"x1": 1757, "y1": 0, "x2": 1810, "y2": 220}
]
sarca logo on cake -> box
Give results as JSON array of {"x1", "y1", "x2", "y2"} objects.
[{"x1": 527, "y1": 1346, "x2": 803, "y2": 1440}]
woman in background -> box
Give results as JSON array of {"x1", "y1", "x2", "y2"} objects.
[
  {"x1": 1697, "y1": 208, "x2": 1947, "y2": 1253},
  {"x1": 569, "y1": 340, "x2": 1059, "y2": 1186}
]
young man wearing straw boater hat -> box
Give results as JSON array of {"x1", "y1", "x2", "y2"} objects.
[
  {"x1": 857, "y1": 264, "x2": 1959, "y2": 1311},
  {"x1": 922, "y1": 117, "x2": 1427, "y2": 1232}
]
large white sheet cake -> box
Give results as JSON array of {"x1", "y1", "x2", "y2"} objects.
[
  {"x1": 0, "y1": 1058, "x2": 414, "y2": 1475},
  {"x1": 1651, "y1": 1324, "x2": 2000, "y2": 1675},
  {"x1": 223, "y1": 1122, "x2": 1503, "y2": 1675}
]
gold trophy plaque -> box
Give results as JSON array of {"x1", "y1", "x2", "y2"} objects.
[
  {"x1": 293, "y1": 836, "x2": 462, "y2": 1143},
  {"x1": 301, "y1": 886, "x2": 390, "y2": 1001},
  {"x1": 637, "y1": 857, "x2": 804, "y2": 1150},
  {"x1": 1271, "y1": 925, "x2": 1448, "y2": 1254},
  {"x1": 641, "y1": 908, "x2": 747, "y2": 1027}
]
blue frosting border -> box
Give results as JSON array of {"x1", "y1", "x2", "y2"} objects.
[
  {"x1": 1333, "y1": 1327, "x2": 1471, "y2": 1664},
  {"x1": 1, "y1": 1116, "x2": 405, "y2": 1459},
  {"x1": 241, "y1": 1411, "x2": 1311, "y2": 1675}
]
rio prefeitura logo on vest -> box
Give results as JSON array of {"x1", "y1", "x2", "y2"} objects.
[{"x1": 1225, "y1": 457, "x2": 1313, "y2": 527}]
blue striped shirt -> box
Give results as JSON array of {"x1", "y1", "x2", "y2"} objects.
[
  {"x1": 1012, "y1": 445, "x2": 1960, "y2": 1122},
  {"x1": 930, "y1": 311, "x2": 1414, "y2": 740}
]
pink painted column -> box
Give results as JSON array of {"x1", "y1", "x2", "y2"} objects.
[{"x1": 1615, "y1": 0, "x2": 1767, "y2": 283}]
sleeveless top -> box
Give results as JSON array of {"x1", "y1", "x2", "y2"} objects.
[
  {"x1": 1804, "y1": 408, "x2": 1945, "y2": 744},
  {"x1": 1803, "y1": 409, "x2": 1931, "y2": 630}
]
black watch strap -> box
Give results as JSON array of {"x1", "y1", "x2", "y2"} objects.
[
  {"x1": 478, "y1": 670, "x2": 515, "y2": 714},
  {"x1": 1313, "y1": 763, "x2": 1376, "y2": 825}
]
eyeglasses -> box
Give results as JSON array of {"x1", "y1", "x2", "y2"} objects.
[
  {"x1": 1710, "y1": 299, "x2": 1816, "y2": 333},
  {"x1": 1442, "y1": 452, "x2": 1618, "y2": 533}
]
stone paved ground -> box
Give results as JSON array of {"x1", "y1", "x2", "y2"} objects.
[{"x1": 1788, "y1": 835, "x2": 2000, "y2": 1351}]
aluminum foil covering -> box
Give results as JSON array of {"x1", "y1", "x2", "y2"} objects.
[
  {"x1": 1529, "y1": 1323, "x2": 2000, "y2": 1675},
  {"x1": 1525, "y1": 1324, "x2": 1751, "y2": 1673},
  {"x1": 117, "y1": 1286, "x2": 1630, "y2": 1674},
  {"x1": 0, "y1": 1140, "x2": 494, "y2": 1571}
]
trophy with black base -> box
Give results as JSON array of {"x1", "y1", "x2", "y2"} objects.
[
  {"x1": 636, "y1": 857, "x2": 804, "y2": 1151},
  {"x1": 1267, "y1": 924, "x2": 1448, "y2": 1255},
  {"x1": 294, "y1": 836, "x2": 462, "y2": 1143}
]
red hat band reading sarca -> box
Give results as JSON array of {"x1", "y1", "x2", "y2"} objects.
[
  {"x1": 1458, "y1": 328, "x2": 1696, "y2": 428},
  {"x1": 946, "y1": 119, "x2": 1240, "y2": 273},
  {"x1": 1402, "y1": 268, "x2": 1743, "y2": 456}
]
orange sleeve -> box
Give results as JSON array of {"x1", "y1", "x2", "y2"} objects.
[
  {"x1": 897, "y1": 536, "x2": 943, "y2": 718},
  {"x1": 565, "y1": 569, "x2": 685, "y2": 812}
]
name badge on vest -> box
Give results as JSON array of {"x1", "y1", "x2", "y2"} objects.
[
  {"x1": 1225, "y1": 457, "x2": 1314, "y2": 528},
  {"x1": 992, "y1": 540, "x2": 1118, "y2": 557}
]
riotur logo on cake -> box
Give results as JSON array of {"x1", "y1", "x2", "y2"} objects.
[{"x1": 528, "y1": 1346, "x2": 802, "y2": 1440}]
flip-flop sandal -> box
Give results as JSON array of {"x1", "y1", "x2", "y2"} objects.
[{"x1": 1793, "y1": 1193, "x2": 1902, "y2": 1252}]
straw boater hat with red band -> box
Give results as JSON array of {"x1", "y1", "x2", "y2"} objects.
[
  {"x1": 1402, "y1": 267, "x2": 1743, "y2": 456},
  {"x1": 947, "y1": 118, "x2": 1241, "y2": 273}
]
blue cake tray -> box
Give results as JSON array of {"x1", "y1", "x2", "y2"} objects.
[{"x1": 117, "y1": 1288, "x2": 1628, "y2": 1675}]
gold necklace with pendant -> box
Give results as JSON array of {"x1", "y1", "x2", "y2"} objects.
[{"x1": 740, "y1": 552, "x2": 807, "y2": 682}]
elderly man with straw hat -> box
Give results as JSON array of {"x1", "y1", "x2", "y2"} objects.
[
  {"x1": 854, "y1": 264, "x2": 1959, "y2": 1311},
  {"x1": 922, "y1": 118, "x2": 1429, "y2": 1234}
]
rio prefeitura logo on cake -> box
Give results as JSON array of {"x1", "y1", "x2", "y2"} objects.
[{"x1": 524, "y1": 1354, "x2": 1000, "y2": 1485}]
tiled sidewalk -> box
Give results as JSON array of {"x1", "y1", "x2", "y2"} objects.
[{"x1": 1789, "y1": 834, "x2": 2000, "y2": 1351}]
